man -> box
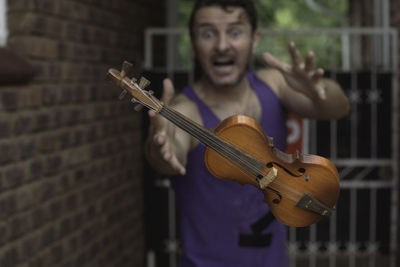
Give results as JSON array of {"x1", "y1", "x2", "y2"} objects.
[{"x1": 145, "y1": 0, "x2": 350, "y2": 266}]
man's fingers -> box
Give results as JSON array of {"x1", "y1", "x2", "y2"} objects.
[
  {"x1": 316, "y1": 85, "x2": 326, "y2": 100},
  {"x1": 262, "y1": 52, "x2": 290, "y2": 72},
  {"x1": 311, "y1": 68, "x2": 324, "y2": 82},
  {"x1": 169, "y1": 156, "x2": 186, "y2": 175},
  {"x1": 148, "y1": 137, "x2": 186, "y2": 175},
  {"x1": 148, "y1": 110, "x2": 156, "y2": 117},
  {"x1": 148, "y1": 106, "x2": 169, "y2": 134},
  {"x1": 304, "y1": 51, "x2": 315, "y2": 73},
  {"x1": 153, "y1": 131, "x2": 167, "y2": 146},
  {"x1": 289, "y1": 42, "x2": 303, "y2": 68}
]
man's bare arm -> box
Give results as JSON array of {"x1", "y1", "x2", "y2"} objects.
[{"x1": 258, "y1": 42, "x2": 350, "y2": 120}]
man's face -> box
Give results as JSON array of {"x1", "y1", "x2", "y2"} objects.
[{"x1": 192, "y1": 6, "x2": 259, "y2": 88}]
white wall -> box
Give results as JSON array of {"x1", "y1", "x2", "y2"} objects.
[{"x1": 0, "y1": 0, "x2": 7, "y2": 46}]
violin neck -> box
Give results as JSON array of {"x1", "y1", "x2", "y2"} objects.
[{"x1": 159, "y1": 106, "x2": 264, "y2": 177}]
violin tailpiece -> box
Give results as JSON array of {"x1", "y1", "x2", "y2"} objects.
[
  {"x1": 257, "y1": 167, "x2": 278, "y2": 189},
  {"x1": 295, "y1": 193, "x2": 335, "y2": 217}
]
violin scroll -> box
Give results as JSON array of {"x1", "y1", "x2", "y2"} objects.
[{"x1": 108, "y1": 61, "x2": 163, "y2": 113}]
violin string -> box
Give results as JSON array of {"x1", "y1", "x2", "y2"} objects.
[
  {"x1": 161, "y1": 107, "x2": 304, "y2": 200},
  {"x1": 161, "y1": 107, "x2": 263, "y2": 174}
]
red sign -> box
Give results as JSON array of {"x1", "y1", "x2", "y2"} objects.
[{"x1": 286, "y1": 113, "x2": 305, "y2": 154}]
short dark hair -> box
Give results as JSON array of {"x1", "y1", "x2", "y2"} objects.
[{"x1": 188, "y1": 0, "x2": 258, "y2": 38}]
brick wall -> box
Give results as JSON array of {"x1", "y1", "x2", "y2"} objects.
[{"x1": 0, "y1": 0, "x2": 165, "y2": 266}]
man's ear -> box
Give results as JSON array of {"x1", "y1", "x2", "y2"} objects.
[{"x1": 252, "y1": 30, "x2": 261, "y2": 53}]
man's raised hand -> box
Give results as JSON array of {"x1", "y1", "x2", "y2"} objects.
[{"x1": 262, "y1": 41, "x2": 326, "y2": 101}]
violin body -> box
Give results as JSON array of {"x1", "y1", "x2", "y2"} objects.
[{"x1": 205, "y1": 115, "x2": 340, "y2": 227}]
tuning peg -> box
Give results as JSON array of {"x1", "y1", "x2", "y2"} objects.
[
  {"x1": 131, "y1": 77, "x2": 137, "y2": 84},
  {"x1": 119, "y1": 90, "x2": 128, "y2": 100},
  {"x1": 120, "y1": 61, "x2": 133, "y2": 78},
  {"x1": 139, "y1": 76, "x2": 151, "y2": 89},
  {"x1": 131, "y1": 98, "x2": 143, "y2": 111},
  {"x1": 134, "y1": 104, "x2": 143, "y2": 112}
]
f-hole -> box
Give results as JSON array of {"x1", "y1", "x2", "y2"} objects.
[{"x1": 267, "y1": 162, "x2": 303, "y2": 178}]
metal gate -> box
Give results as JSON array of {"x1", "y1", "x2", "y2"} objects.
[{"x1": 143, "y1": 27, "x2": 398, "y2": 267}]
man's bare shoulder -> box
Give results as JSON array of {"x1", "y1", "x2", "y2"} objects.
[
  {"x1": 255, "y1": 68, "x2": 285, "y2": 98},
  {"x1": 170, "y1": 93, "x2": 203, "y2": 125}
]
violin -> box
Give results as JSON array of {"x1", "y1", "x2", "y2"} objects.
[{"x1": 108, "y1": 61, "x2": 340, "y2": 227}]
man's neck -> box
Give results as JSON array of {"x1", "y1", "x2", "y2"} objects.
[
  {"x1": 194, "y1": 75, "x2": 252, "y2": 104},
  {"x1": 192, "y1": 73, "x2": 262, "y2": 121}
]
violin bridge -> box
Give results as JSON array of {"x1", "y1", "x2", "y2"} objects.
[
  {"x1": 295, "y1": 193, "x2": 335, "y2": 217},
  {"x1": 257, "y1": 167, "x2": 278, "y2": 189}
]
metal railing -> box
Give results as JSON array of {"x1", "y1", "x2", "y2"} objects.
[{"x1": 143, "y1": 27, "x2": 398, "y2": 267}]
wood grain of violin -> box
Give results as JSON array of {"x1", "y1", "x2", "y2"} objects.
[{"x1": 108, "y1": 61, "x2": 340, "y2": 227}]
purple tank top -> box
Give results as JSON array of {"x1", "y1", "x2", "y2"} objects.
[{"x1": 171, "y1": 72, "x2": 289, "y2": 267}]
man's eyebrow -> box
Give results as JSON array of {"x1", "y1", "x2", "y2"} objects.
[
  {"x1": 196, "y1": 21, "x2": 245, "y2": 28},
  {"x1": 196, "y1": 22, "x2": 214, "y2": 28},
  {"x1": 229, "y1": 21, "x2": 246, "y2": 27}
]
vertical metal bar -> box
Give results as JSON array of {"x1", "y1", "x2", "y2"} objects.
[
  {"x1": 331, "y1": 34, "x2": 339, "y2": 71},
  {"x1": 330, "y1": 44, "x2": 338, "y2": 160},
  {"x1": 309, "y1": 224, "x2": 317, "y2": 267},
  {"x1": 167, "y1": 0, "x2": 179, "y2": 79},
  {"x1": 382, "y1": 0, "x2": 390, "y2": 70},
  {"x1": 303, "y1": 119, "x2": 310, "y2": 154},
  {"x1": 350, "y1": 31, "x2": 361, "y2": 70},
  {"x1": 370, "y1": 70, "x2": 378, "y2": 158},
  {"x1": 389, "y1": 29, "x2": 399, "y2": 267},
  {"x1": 329, "y1": 212, "x2": 337, "y2": 267},
  {"x1": 369, "y1": 188, "x2": 377, "y2": 267},
  {"x1": 350, "y1": 71, "x2": 358, "y2": 158},
  {"x1": 289, "y1": 227, "x2": 297, "y2": 267},
  {"x1": 168, "y1": 186, "x2": 177, "y2": 267},
  {"x1": 389, "y1": 187, "x2": 397, "y2": 267},
  {"x1": 330, "y1": 119, "x2": 337, "y2": 159},
  {"x1": 144, "y1": 30, "x2": 153, "y2": 70},
  {"x1": 147, "y1": 250, "x2": 156, "y2": 267},
  {"x1": 310, "y1": 120, "x2": 317, "y2": 155},
  {"x1": 341, "y1": 33, "x2": 350, "y2": 71},
  {"x1": 349, "y1": 188, "x2": 357, "y2": 267},
  {"x1": 373, "y1": 0, "x2": 382, "y2": 67},
  {"x1": 0, "y1": 0, "x2": 7, "y2": 46}
]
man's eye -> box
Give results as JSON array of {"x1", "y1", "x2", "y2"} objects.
[
  {"x1": 201, "y1": 31, "x2": 215, "y2": 39},
  {"x1": 230, "y1": 29, "x2": 242, "y2": 37}
]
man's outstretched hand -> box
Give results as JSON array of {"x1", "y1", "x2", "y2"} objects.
[
  {"x1": 145, "y1": 78, "x2": 186, "y2": 176},
  {"x1": 262, "y1": 41, "x2": 326, "y2": 101}
]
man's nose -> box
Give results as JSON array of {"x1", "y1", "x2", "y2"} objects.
[{"x1": 216, "y1": 34, "x2": 230, "y2": 52}]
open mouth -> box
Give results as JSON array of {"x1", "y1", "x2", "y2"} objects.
[{"x1": 213, "y1": 59, "x2": 235, "y2": 67}]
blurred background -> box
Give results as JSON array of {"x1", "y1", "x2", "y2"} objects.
[{"x1": 0, "y1": 0, "x2": 398, "y2": 266}]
